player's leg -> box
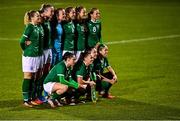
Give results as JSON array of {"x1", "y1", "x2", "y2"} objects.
[
  {"x1": 41, "y1": 49, "x2": 51, "y2": 99},
  {"x1": 22, "y1": 72, "x2": 34, "y2": 107},
  {"x1": 22, "y1": 56, "x2": 37, "y2": 107},
  {"x1": 30, "y1": 57, "x2": 43, "y2": 105},
  {"x1": 101, "y1": 72, "x2": 115, "y2": 99},
  {"x1": 43, "y1": 82, "x2": 68, "y2": 108}
]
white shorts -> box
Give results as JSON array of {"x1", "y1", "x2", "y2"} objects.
[
  {"x1": 39, "y1": 55, "x2": 44, "y2": 69},
  {"x1": 43, "y1": 49, "x2": 52, "y2": 64},
  {"x1": 62, "y1": 50, "x2": 74, "y2": 56},
  {"x1": 22, "y1": 56, "x2": 40, "y2": 73},
  {"x1": 76, "y1": 50, "x2": 84, "y2": 60},
  {"x1": 43, "y1": 82, "x2": 56, "y2": 95}
]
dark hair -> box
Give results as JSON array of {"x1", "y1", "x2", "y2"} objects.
[
  {"x1": 51, "y1": 8, "x2": 64, "y2": 40},
  {"x1": 78, "y1": 50, "x2": 91, "y2": 62},
  {"x1": 39, "y1": 4, "x2": 53, "y2": 13},
  {"x1": 84, "y1": 47, "x2": 95, "y2": 54},
  {"x1": 65, "y1": 7, "x2": 74, "y2": 22},
  {"x1": 55, "y1": 8, "x2": 64, "y2": 18},
  {"x1": 97, "y1": 44, "x2": 107, "y2": 52},
  {"x1": 88, "y1": 8, "x2": 98, "y2": 20},
  {"x1": 75, "y1": 6, "x2": 84, "y2": 21},
  {"x1": 63, "y1": 52, "x2": 75, "y2": 61}
]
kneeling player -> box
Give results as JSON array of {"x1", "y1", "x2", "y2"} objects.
[
  {"x1": 72, "y1": 51, "x2": 96, "y2": 103},
  {"x1": 93, "y1": 44, "x2": 117, "y2": 99},
  {"x1": 43, "y1": 52, "x2": 80, "y2": 107}
]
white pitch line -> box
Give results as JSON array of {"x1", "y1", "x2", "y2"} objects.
[
  {"x1": 0, "y1": 34, "x2": 180, "y2": 45},
  {"x1": 105, "y1": 34, "x2": 180, "y2": 45},
  {"x1": 0, "y1": 38, "x2": 19, "y2": 41}
]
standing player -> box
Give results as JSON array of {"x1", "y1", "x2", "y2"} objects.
[
  {"x1": 74, "y1": 6, "x2": 88, "y2": 60},
  {"x1": 43, "y1": 52, "x2": 80, "y2": 108},
  {"x1": 39, "y1": 4, "x2": 54, "y2": 100},
  {"x1": 87, "y1": 8, "x2": 102, "y2": 49},
  {"x1": 34, "y1": 13, "x2": 45, "y2": 104},
  {"x1": 39, "y1": 4, "x2": 54, "y2": 75},
  {"x1": 93, "y1": 44, "x2": 117, "y2": 99},
  {"x1": 51, "y1": 8, "x2": 66, "y2": 66},
  {"x1": 20, "y1": 10, "x2": 41, "y2": 107},
  {"x1": 62, "y1": 7, "x2": 76, "y2": 55}
]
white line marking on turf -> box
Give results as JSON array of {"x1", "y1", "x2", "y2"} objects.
[
  {"x1": 105, "y1": 34, "x2": 180, "y2": 45},
  {"x1": 0, "y1": 34, "x2": 180, "y2": 44},
  {"x1": 0, "y1": 38, "x2": 19, "y2": 41}
]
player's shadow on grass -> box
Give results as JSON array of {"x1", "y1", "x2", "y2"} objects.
[
  {"x1": 0, "y1": 99, "x2": 52, "y2": 111},
  {"x1": 60, "y1": 97, "x2": 180, "y2": 120}
]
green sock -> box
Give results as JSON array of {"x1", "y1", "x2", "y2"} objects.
[
  {"x1": 22, "y1": 79, "x2": 31, "y2": 101},
  {"x1": 30, "y1": 79, "x2": 37, "y2": 100},
  {"x1": 29, "y1": 79, "x2": 33, "y2": 100},
  {"x1": 37, "y1": 76, "x2": 44, "y2": 98},
  {"x1": 102, "y1": 81, "x2": 112, "y2": 94}
]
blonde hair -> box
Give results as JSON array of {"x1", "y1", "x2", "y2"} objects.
[
  {"x1": 24, "y1": 10, "x2": 37, "y2": 25},
  {"x1": 39, "y1": 4, "x2": 53, "y2": 13}
]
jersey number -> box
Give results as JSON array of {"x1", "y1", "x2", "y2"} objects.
[{"x1": 93, "y1": 26, "x2": 96, "y2": 32}]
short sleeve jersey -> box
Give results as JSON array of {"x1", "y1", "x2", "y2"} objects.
[
  {"x1": 55, "y1": 23, "x2": 63, "y2": 43},
  {"x1": 76, "y1": 22, "x2": 87, "y2": 51},
  {"x1": 19, "y1": 23, "x2": 40, "y2": 57},
  {"x1": 63, "y1": 21, "x2": 75, "y2": 51},
  {"x1": 42, "y1": 20, "x2": 52, "y2": 49},
  {"x1": 38, "y1": 24, "x2": 44, "y2": 56},
  {"x1": 44, "y1": 61, "x2": 72, "y2": 84},
  {"x1": 72, "y1": 61, "x2": 91, "y2": 81},
  {"x1": 93, "y1": 57, "x2": 110, "y2": 74},
  {"x1": 87, "y1": 20, "x2": 101, "y2": 48}
]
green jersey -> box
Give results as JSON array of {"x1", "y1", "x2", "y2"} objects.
[
  {"x1": 76, "y1": 22, "x2": 87, "y2": 51},
  {"x1": 38, "y1": 24, "x2": 44, "y2": 56},
  {"x1": 72, "y1": 61, "x2": 91, "y2": 81},
  {"x1": 63, "y1": 21, "x2": 75, "y2": 51},
  {"x1": 89, "y1": 63, "x2": 96, "y2": 81},
  {"x1": 42, "y1": 20, "x2": 52, "y2": 49},
  {"x1": 44, "y1": 61, "x2": 72, "y2": 84},
  {"x1": 20, "y1": 23, "x2": 40, "y2": 57},
  {"x1": 87, "y1": 20, "x2": 101, "y2": 47},
  {"x1": 93, "y1": 57, "x2": 110, "y2": 74}
]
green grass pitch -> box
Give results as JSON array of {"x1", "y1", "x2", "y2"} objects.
[{"x1": 0, "y1": 0, "x2": 180, "y2": 120}]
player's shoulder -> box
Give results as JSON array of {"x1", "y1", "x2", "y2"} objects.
[
  {"x1": 75, "y1": 60, "x2": 85, "y2": 72},
  {"x1": 25, "y1": 23, "x2": 34, "y2": 29},
  {"x1": 61, "y1": 20, "x2": 68, "y2": 25},
  {"x1": 104, "y1": 57, "x2": 108, "y2": 61},
  {"x1": 56, "y1": 61, "x2": 66, "y2": 68},
  {"x1": 24, "y1": 23, "x2": 34, "y2": 33},
  {"x1": 96, "y1": 20, "x2": 101, "y2": 24},
  {"x1": 94, "y1": 57, "x2": 101, "y2": 63}
]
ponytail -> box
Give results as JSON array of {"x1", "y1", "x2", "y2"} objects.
[
  {"x1": 24, "y1": 12, "x2": 30, "y2": 25},
  {"x1": 97, "y1": 44, "x2": 107, "y2": 53},
  {"x1": 40, "y1": 4, "x2": 52, "y2": 13},
  {"x1": 88, "y1": 8, "x2": 98, "y2": 20},
  {"x1": 23, "y1": 10, "x2": 38, "y2": 25},
  {"x1": 65, "y1": 7, "x2": 74, "y2": 22}
]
